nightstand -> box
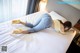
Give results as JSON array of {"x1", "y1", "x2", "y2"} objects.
[{"x1": 73, "y1": 28, "x2": 80, "y2": 47}]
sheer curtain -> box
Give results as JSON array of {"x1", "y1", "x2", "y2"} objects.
[{"x1": 0, "y1": 0, "x2": 28, "y2": 23}]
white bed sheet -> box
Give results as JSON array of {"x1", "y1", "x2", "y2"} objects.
[{"x1": 0, "y1": 12, "x2": 76, "y2": 53}]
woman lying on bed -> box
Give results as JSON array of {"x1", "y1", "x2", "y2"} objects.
[{"x1": 12, "y1": 13, "x2": 72, "y2": 34}]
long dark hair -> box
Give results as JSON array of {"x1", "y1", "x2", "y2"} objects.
[
  {"x1": 63, "y1": 21, "x2": 72, "y2": 31},
  {"x1": 58, "y1": 20, "x2": 72, "y2": 31}
]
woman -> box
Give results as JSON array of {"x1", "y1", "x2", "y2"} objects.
[{"x1": 12, "y1": 13, "x2": 72, "y2": 34}]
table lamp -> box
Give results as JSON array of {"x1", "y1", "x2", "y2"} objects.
[{"x1": 39, "y1": 0, "x2": 48, "y2": 12}]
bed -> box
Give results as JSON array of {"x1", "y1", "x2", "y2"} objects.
[{"x1": 0, "y1": 11, "x2": 76, "y2": 53}]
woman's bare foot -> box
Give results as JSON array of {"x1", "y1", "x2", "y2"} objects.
[
  {"x1": 13, "y1": 29, "x2": 30, "y2": 34},
  {"x1": 12, "y1": 20, "x2": 21, "y2": 24},
  {"x1": 21, "y1": 31, "x2": 30, "y2": 34},
  {"x1": 13, "y1": 29, "x2": 22, "y2": 34}
]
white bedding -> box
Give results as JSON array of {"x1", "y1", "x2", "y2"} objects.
[{"x1": 0, "y1": 12, "x2": 76, "y2": 53}]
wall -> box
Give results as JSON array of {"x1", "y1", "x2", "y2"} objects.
[
  {"x1": 46, "y1": 0, "x2": 80, "y2": 26},
  {"x1": 62, "y1": 0, "x2": 80, "y2": 10}
]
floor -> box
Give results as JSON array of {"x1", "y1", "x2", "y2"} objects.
[{"x1": 66, "y1": 41, "x2": 80, "y2": 53}]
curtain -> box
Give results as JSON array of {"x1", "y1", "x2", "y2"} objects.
[
  {"x1": 0, "y1": 0, "x2": 28, "y2": 23},
  {"x1": 26, "y1": 0, "x2": 40, "y2": 14}
]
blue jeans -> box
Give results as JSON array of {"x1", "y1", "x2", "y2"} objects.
[{"x1": 25, "y1": 13, "x2": 53, "y2": 33}]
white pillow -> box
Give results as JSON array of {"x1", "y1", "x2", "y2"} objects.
[{"x1": 49, "y1": 11, "x2": 67, "y2": 23}]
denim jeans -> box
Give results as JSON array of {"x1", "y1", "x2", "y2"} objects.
[{"x1": 25, "y1": 13, "x2": 53, "y2": 33}]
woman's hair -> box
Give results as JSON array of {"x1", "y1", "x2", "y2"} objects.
[
  {"x1": 58, "y1": 20, "x2": 72, "y2": 31},
  {"x1": 63, "y1": 21, "x2": 72, "y2": 31}
]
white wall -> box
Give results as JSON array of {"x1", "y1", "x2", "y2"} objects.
[
  {"x1": 46, "y1": 0, "x2": 80, "y2": 26},
  {"x1": 62, "y1": 0, "x2": 80, "y2": 10}
]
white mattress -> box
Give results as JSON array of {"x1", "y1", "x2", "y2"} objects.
[{"x1": 0, "y1": 12, "x2": 76, "y2": 53}]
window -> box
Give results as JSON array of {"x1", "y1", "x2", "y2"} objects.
[{"x1": 0, "y1": 0, "x2": 28, "y2": 23}]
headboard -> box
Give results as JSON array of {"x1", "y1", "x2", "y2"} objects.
[{"x1": 46, "y1": 0, "x2": 80, "y2": 26}]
